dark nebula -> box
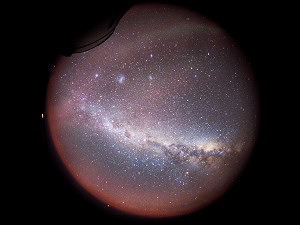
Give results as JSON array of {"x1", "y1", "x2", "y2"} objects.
[{"x1": 47, "y1": 2, "x2": 259, "y2": 217}]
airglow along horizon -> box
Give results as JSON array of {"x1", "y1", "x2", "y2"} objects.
[{"x1": 46, "y1": 2, "x2": 259, "y2": 217}]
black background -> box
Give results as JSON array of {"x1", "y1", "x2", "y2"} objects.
[{"x1": 7, "y1": 0, "x2": 294, "y2": 224}]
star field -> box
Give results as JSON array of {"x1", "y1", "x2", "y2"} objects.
[{"x1": 47, "y1": 2, "x2": 259, "y2": 217}]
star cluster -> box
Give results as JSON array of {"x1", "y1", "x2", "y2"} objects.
[{"x1": 47, "y1": 2, "x2": 258, "y2": 217}]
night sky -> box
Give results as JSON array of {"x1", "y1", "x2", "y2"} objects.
[{"x1": 47, "y1": 2, "x2": 259, "y2": 217}]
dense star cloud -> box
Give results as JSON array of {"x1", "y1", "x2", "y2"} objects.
[{"x1": 46, "y1": 2, "x2": 259, "y2": 217}]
